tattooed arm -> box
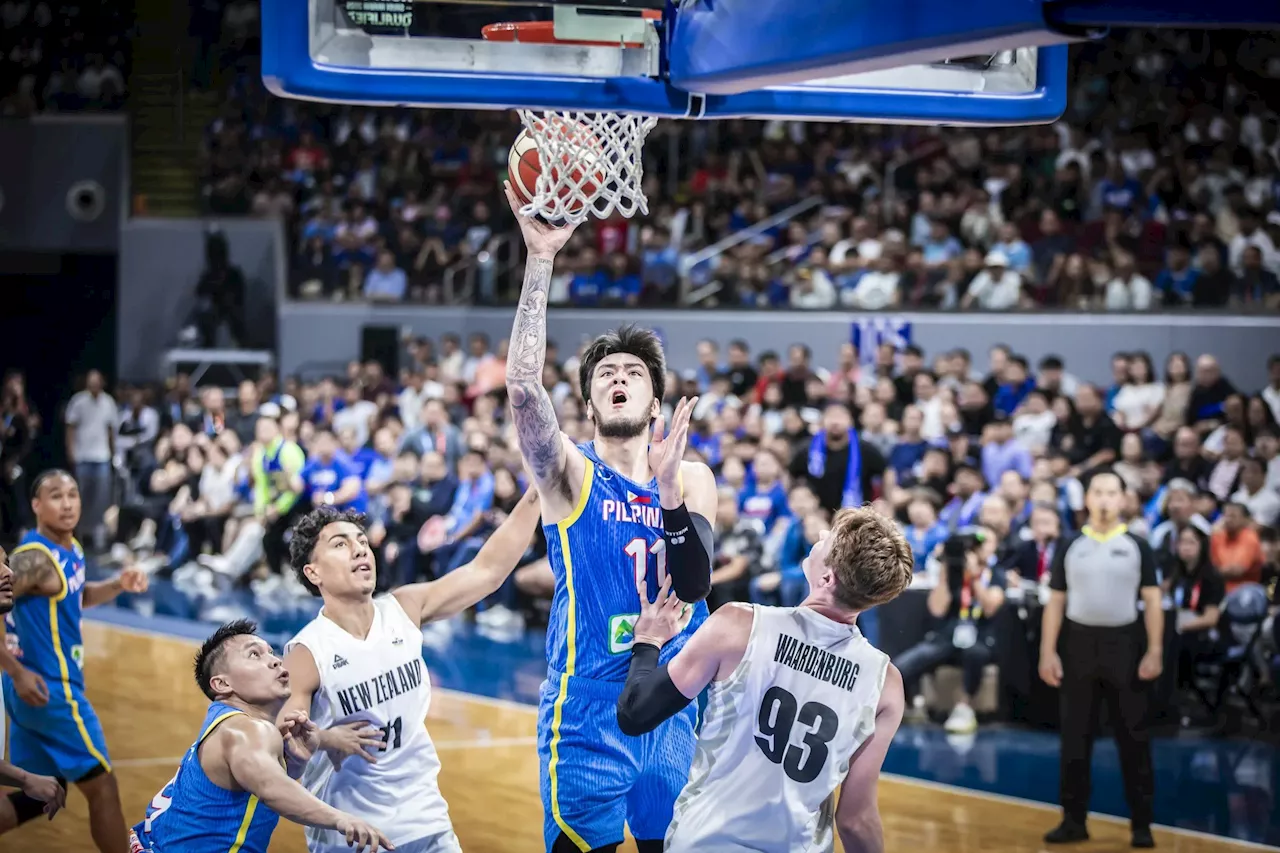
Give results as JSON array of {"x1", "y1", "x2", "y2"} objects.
[
  {"x1": 503, "y1": 182, "x2": 582, "y2": 515},
  {"x1": 0, "y1": 549, "x2": 61, "y2": 695},
  {"x1": 8, "y1": 548, "x2": 63, "y2": 599}
]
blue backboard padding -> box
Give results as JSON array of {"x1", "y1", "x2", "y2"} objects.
[
  {"x1": 703, "y1": 46, "x2": 1069, "y2": 125},
  {"x1": 668, "y1": 0, "x2": 1067, "y2": 95},
  {"x1": 260, "y1": 0, "x2": 695, "y2": 115}
]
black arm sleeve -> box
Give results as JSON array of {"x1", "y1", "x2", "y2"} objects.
[
  {"x1": 663, "y1": 503, "x2": 714, "y2": 602},
  {"x1": 616, "y1": 643, "x2": 694, "y2": 736}
]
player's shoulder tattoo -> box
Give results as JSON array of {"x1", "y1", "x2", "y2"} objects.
[{"x1": 9, "y1": 547, "x2": 59, "y2": 594}]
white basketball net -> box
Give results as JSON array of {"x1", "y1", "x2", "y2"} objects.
[{"x1": 516, "y1": 109, "x2": 658, "y2": 225}]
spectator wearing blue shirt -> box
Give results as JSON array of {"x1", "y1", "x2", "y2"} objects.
[
  {"x1": 568, "y1": 248, "x2": 608, "y2": 306},
  {"x1": 940, "y1": 464, "x2": 988, "y2": 530},
  {"x1": 1155, "y1": 243, "x2": 1199, "y2": 307},
  {"x1": 888, "y1": 406, "x2": 931, "y2": 482},
  {"x1": 751, "y1": 507, "x2": 828, "y2": 608},
  {"x1": 980, "y1": 417, "x2": 1034, "y2": 487},
  {"x1": 990, "y1": 222, "x2": 1033, "y2": 275},
  {"x1": 296, "y1": 426, "x2": 368, "y2": 513},
  {"x1": 343, "y1": 425, "x2": 396, "y2": 495},
  {"x1": 921, "y1": 219, "x2": 964, "y2": 272},
  {"x1": 992, "y1": 356, "x2": 1036, "y2": 418},
  {"x1": 601, "y1": 253, "x2": 642, "y2": 305},
  {"x1": 420, "y1": 449, "x2": 496, "y2": 575},
  {"x1": 739, "y1": 449, "x2": 791, "y2": 531},
  {"x1": 364, "y1": 250, "x2": 408, "y2": 302},
  {"x1": 1097, "y1": 162, "x2": 1143, "y2": 212},
  {"x1": 903, "y1": 493, "x2": 949, "y2": 573}
]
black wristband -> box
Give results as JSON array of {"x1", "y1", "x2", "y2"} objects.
[
  {"x1": 662, "y1": 502, "x2": 693, "y2": 541},
  {"x1": 661, "y1": 502, "x2": 713, "y2": 601}
]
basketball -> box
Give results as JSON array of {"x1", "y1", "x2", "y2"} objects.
[{"x1": 507, "y1": 119, "x2": 606, "y2": 217}]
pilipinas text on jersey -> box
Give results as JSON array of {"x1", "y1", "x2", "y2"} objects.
[{"x1": 543, "y1": 441, "x2": 708, "y2": 682}]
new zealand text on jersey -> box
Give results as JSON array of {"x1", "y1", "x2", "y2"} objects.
[{"x1": 336, "y1": 657, "x2": 424, "y2": 717}]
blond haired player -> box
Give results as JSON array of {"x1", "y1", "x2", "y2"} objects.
[{"x1": 616, "y1": 507, "x2": 914, "y2": 853}]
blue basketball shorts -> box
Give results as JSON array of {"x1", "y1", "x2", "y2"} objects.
[
  {"x1": 537, "y1": 668, "x2": 697, "y2": 852},
  {"x1": 2, "y1": 674, "x2": 112, "y2": 782}
]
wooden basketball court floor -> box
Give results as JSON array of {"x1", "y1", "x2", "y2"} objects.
[{"x1": 5, "y1": 621, "x2": 1270, "y2": 853}]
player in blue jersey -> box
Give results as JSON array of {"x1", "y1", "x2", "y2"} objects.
[
  {"x1": 296, "y1": 426, "x2": 368, "y2": 514},
  {"x1": 504, "y1": 184, "x2": 719, "y2": 853},
  {"x1": 129, "y1": 619, "x2": 392, "y2": 853},
  {"x1": 0, "y1": 544, "x2": 68, "y2": 823},
  {"x1": 0, "y1": 470, "x2": 148, "y2": 852}
]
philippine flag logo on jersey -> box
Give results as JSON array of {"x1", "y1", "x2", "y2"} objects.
[{"x1": 627, "y1": 490, "x2": 650, "y2": 505}]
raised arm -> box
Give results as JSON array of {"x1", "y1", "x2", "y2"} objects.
[
  {"x1": 503, "y1": 183, "x2": 580, "y2": 505},
  {"x1": 394, "y1": 488, "x2": 541, "y2": 626}
]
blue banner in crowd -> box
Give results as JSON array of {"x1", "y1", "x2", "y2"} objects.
[{"x1": 851, "y1": 317, "x2": 912, "y2": 370}]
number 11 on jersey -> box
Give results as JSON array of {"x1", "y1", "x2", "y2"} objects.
[{"x1": 624, "y1": 537, "x2": 667, "y2": 586}]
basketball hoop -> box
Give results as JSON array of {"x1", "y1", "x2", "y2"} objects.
[{"x1": 483, "y1": 17, "x2": 660, "y2": 224}]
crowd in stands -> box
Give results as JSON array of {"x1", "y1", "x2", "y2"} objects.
[
  {"x1": 0, "y1": 0, "x2": 129, "y2": 116},
  {"x1": 191, "y1": 23, "x2": 1280, "y2": 310},
  {"x1": 3, "y1": 337, "x2": 1278, "y2": 733}
]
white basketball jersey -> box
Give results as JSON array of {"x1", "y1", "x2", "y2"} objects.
[
  {"x1": 286, "y1": 595, "x2": 450, "y2": 851},
  {"x1": 665, "y1": 605, "x2": 889, "y2": 853}
]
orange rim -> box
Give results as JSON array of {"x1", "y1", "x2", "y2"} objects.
[{"x1": 481, "y1": 11, "x2": 660, "y2": 47}]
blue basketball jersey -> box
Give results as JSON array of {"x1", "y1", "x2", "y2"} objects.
[
  {"x1": 132, "y1": 703, "x2": 280, "y2": 853},
  {"x1": 543, "y1": 442, "x2": 709, "y2": 682},
  {"x1": 3, "y1": 531, "x2": 88, "y2": 689},
  {"x1": 300, "y1": 451, "x2": 368, "y2": 513}
]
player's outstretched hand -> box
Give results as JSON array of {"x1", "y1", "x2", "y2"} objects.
[
  {"x1": 22, "y1": 773, "x2": 65, "y2": 819},
  {"x1": 279, "y1": 709, "x2": 321, "y2": 763},
  {"x1": 631, "y1": 556, "x2": 687, "y2": 649},
  {"x1": 503, "y1": 181, "x2": 577, "y2": 257},
  {"x1": 323, "y1": 721, "x2": 387, "y2": 768},
  {"x1": 336, "y1": 814, "x2": 395, "y2": 852},
  {"x1": 118, "y1": 565, "x2": 150, "y2": 594},
  {"x1": 649, "y1": 396, "x2": 698, "y2": 506}
]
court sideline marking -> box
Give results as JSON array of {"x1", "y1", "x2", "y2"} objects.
[{"x1": 85, "y1": 615, "x2": 1273, "y2": 852}]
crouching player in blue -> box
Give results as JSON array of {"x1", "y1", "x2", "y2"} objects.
[
  {"x1": 0, "y1": 470, "x2": 148, "y2": 851},
  {"x1": 129, "y1": 619, "x2": 392, "y2": 853}
]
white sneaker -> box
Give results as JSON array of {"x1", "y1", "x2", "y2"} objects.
[
  {"x1": 944, "y1": 703, "x2": 978, "y2": 734},
  {"x1": 904, "y1": 694, "x2": 928, "y2": 723},
  {"x1": 477, "y1": 604, "x2": 514, "y2": 626}
]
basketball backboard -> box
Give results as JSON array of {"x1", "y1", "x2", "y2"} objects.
[{"x1": 264, "y1": 0, "x2": 1083, "y2": 125}]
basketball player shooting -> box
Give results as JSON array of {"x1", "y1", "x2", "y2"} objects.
[
  {"x1": 616, "y1": 507, "x2": 915, "y2": 853},
  {"x1": 130, "y1": 620, "x2": 392, "y2": 853},
  {"x1": 278, "y1": 487, "x2": 545, "y2": 853},
  {"x1": 503, "y1": 182, "x2": 719, "y2": 853}
]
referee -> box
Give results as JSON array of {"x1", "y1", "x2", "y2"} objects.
[{"x1": 1039, "y1": 468, "x2": 1163, "y2": 849}]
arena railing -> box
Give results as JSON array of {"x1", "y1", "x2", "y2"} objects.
[{"x1": 679, "y1": 195, "x2": 824, "y2": 304}]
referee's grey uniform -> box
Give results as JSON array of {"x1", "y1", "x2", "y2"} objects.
[{"x1": 1048, "y1": 525, "x2": 1158, "y2": 830}]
